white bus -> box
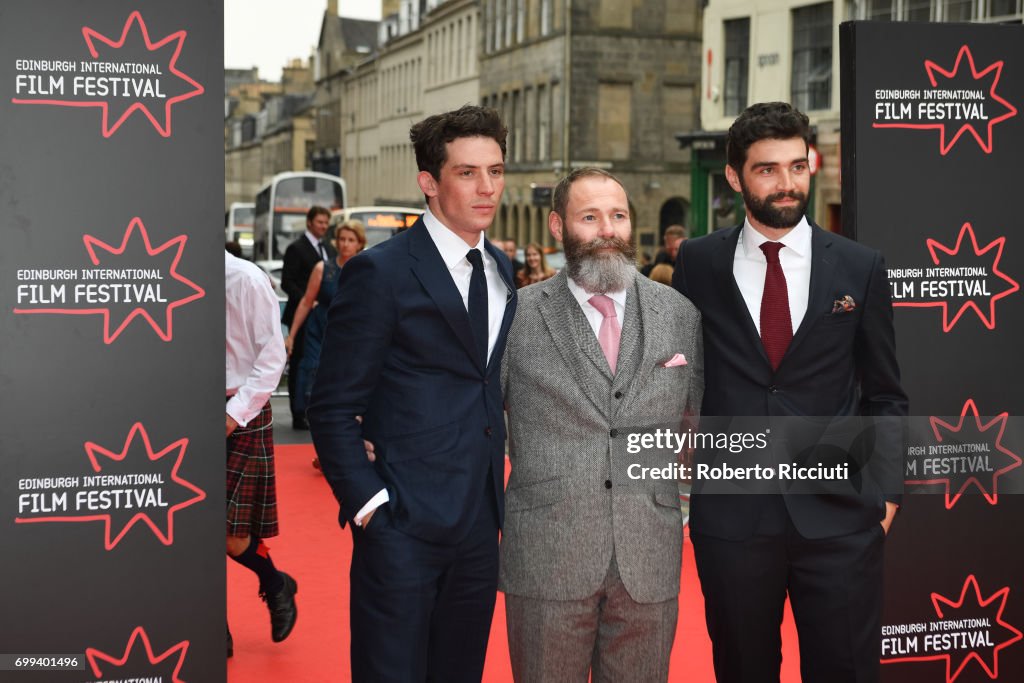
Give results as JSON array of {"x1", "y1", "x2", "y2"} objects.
[
  {"x1": 253, "y1": 171, "x2": 346, "y2": 265},
  {"x1": 329, "y1": 205, "x2": 424, "y2": 250},
  {"x1": 225, "y1": 201, "x2": 255, "y2": 259}
]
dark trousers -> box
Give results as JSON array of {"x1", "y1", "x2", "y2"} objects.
[
  {"x1": 349, "y1": 482, "x2": 499, "y2": 682},
  {"x1": 692, "y1": 497, "x2": 885, "y2": 683},
  {"x1": 287, "y1": 322, "x2": 307, "y2": 419}
]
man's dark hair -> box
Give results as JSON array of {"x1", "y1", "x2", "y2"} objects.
[
  {"x1": 306, "y1": 205, "x2": 330, "y2": 223},
  {"x1": 726, "y1": 102, "x2": 810, "y2": 172},
  {"x1": 551, "y1": 168, "x2": 627, "y2": 221},
  {"x1": 663, "y1": 225, "x2": 687, "y2": 242},
  {"x1": 409, "y1": 105, "x2": 507, "y2": 181}
]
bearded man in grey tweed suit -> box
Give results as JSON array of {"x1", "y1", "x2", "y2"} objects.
[{"x1": 500, "y1": 168, "x2": 704, "y2": 682}]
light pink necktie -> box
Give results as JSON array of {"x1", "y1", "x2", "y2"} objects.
[{"x1": 589, "y1": 294, "x2": 621, "y2": 374}]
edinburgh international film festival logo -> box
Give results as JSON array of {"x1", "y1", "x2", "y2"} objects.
[
  {"x1": 881, "y1": 575, "x2": 1023, "y2": 683},
  {"x1": 14, "y1": 423, "x2": 206, "y2": 551},
  {"x1": 12, "y1": 217, "x2": 205, "y2": 343},
  {"x1": 872, "y1": 44, "x2": 1017, "y2": 154},
  {"x1": 10, "y1": 11, "x2": 203, "y2": 137},
  {"x1": 904, "y1": 398, "x2": 1022, "y2": 510},
  {"x1": 888, "y1": 222, "x2": 1019, "y2": 333},
  {"x1": 86, "y1": 626, "x2": 189, "y2": 683}
]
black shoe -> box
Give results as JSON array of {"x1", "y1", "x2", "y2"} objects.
[
  {"x1": 292, "y1": 416, "x2": 308, "y2": 430},
  {"x1": 227, "y1": 623, "x2": 233, "y2": 658},
  {"x1": 260, "y1": 572, "x2": 298, "y2": 643}
]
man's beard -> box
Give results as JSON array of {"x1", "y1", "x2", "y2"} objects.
[
  {"x1": 563, "y1": 231, "x2": 637, "y2": 293},
  {"x1": 739, "y1": 180, "x2": 808, "y2": 230}
]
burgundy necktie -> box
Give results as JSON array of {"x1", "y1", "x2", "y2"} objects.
[{"x1": 759, "y1": 242, "x2": 792, "y2": 370}]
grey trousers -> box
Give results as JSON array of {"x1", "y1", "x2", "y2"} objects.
[{"x1": 505, "y1": 553, "x2": 678, "y2": 683}]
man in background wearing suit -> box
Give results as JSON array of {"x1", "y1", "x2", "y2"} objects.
[
  {"x1": 673, "y1": 102, "x2": 907, "y2": 683},
  {"x1": 501, "y1": 168, "x2": 704, "y2": 682},
  {"x1": 308, "y1": 105, "x2": 515, "y2": 682},
  {"x1": 281, "y1": 205, "x2": 330, "y2": 429}
]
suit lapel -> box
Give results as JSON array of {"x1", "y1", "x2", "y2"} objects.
[
  {"x1": 784, "y1": 225, "x2": 837, "y2": 362},
  {"x1": 484, "y1": 239, "x2": 517, "y2": 374},
  {"x1": 713, "y1": 226, "x2": 770, "y2": 367},
  {"x1": 538, "y1": 273, "x2": 607, "y2": 415},
  {"x1": 406, "y1": 221, "x2": 483, "y2": 373},
  {"x1": 612, "y1": 277, "x2": 650, "y2": 419}
]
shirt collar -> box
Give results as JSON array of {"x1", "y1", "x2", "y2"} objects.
[
  {"x1": 423, "y1": 208, "x2": 485, "y2": 269},
  {"x1": 304, "y1": 230, "x2": 322, "y2": 250},
  {"x1": 740, "y1": 215, "x2": 812, "y2": 259},
  {"x1": 566, "y1": 275, "x2": 629, "y2": 310}
]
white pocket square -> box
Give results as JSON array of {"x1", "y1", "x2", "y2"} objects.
[{"x1": 662, "y1": 353, "x2": 688, "y2": 368}]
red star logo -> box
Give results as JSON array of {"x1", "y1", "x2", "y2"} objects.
[
  {"x1": 12, "y1": 217, "x2": 205, "y2": 343},
  {"x1": 905, "y1": 399, "x2": 1022, "y2": 509},
  {"x1": 922, "y1": 45, "x2": 1018, "y2": 154},
  {"x1": 86, "y1": 626, "x2": 189, "y2": 682},
  {"x1": 893, "y1": 222, "x2": 1019, "y2": 332},
  {"x1": 11, "y1": 12, "x2": 203, "y2": 137},
  {"x1": 873, "y1": 44, "x2": 1018, "y2": 155},
  {"x1": 882, "y1": 575, "x2": 1024, "y2": 682},
  {"x1": 15, "y1": 423, "x2": 206, "y2": 550}
]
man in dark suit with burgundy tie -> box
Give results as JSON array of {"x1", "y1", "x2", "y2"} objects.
[
  {"x1": 308, "y1": 105, "x2": 515, "y2": 682},
  {"x1": 673, "y1": 102, "x2": 908, "y2": 683}
]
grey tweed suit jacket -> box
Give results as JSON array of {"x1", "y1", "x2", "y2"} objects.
[{"x1": 500, "y1": 270, "x2": 703, "y2": 604}]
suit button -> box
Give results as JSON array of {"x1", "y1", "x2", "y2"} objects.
[
  {"x1": 768, "y1": 385, "x2": 778, "y2": 394},
  {"x1": 604, "y1": 480, "x2": 612, "y2": 489},
  {"x1": 483, "y1": 378, "x2": 489, "y2": 385},
  {"x1": 614, "y1": 391, "x2": 623, "y2": 399},
  {"x1": 609, "y1": 428, "x2": 618, "y2": 438},
  {"x1": 484, "y1": 427, "x2": 493, "y2": 436}
]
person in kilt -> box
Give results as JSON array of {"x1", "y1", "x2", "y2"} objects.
[{"x1": 225, "y1": 249, "x2": 296, "y2": 657}]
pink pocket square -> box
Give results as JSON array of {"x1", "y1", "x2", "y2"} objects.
[{"x1": 662, "y1": 353, "x2": 688, "y2": 368}]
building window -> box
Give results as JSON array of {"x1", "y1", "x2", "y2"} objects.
[
  {"x1": 904, "y1": 0, "x2": 932, "y2": 20},
  {"x1": 517, "y1": 0, "x2": 526, "y2": 42},
  {"x1": 866, "y1": 0, "x2": 894, "y2": 19},
  {"x1": 987, "y1": 0, "x2": 1022, "y2": 18},
  {"x1": 791, "y1": 2, "x2": 833, "y2": 112},
  {"x1": 538, "y1": 84, "x2": 549, "y2": 161},
  {"x1": 541, "y1": 0, "x2": 553, "y2": 35},
  {"x1": 941, "y1": 0, "x2": 974, "y2": 19},
  {"x1": 506, "y1": 0, "x2": 515, "y2": 46},
  {"x1": 723, "y1": 18, "x2": 750, "y2": 116},
  {"x1": 597, "y1": 83, "x2": 632, "y2": 160}
]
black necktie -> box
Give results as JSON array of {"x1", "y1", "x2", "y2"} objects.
[
  {"x1": 466, "y1": 249, "x2": 489, "y2": 366},
  {"x1": 318, "y1": 243, "x2": 327, "y2": 261}
]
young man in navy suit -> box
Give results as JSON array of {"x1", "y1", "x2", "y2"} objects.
[
  {"x1": 673, "y1": 102, "x2": 908, "y2": 683},
  {"x1": 308, "y1": 105, "x2": 515, "y2": 682}
]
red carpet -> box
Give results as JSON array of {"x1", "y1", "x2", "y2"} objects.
[{"x1": 228, "y1": 444, "x2": 802, "y2": 681}]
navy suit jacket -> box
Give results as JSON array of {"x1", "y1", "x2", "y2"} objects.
[
  {"x1": 673, "y1": 222, "x2": 908, "y2": 540},
  {"x1": 308, "y1": 219, "x2": 517, "y2": 544}
]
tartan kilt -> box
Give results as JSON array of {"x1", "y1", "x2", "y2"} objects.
[{"x1": 226, "y1": 400, "x2": 279, "y2": 538}]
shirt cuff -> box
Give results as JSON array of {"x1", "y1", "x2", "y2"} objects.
[{"x1": 354, "y1": 489, "x2": 389, "y2": 526}]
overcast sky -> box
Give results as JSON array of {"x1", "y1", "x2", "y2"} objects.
[{"x1": 225, "y1": 0, "x2": 381, "y2": 80}]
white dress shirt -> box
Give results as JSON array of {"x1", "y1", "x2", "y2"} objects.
[
  {"x1": 356, "y1": 210, "x2": 510, "y2": 526},
  {"x1": 225, "y1": 251, "x2": 287, "y2": 427},
  {"x1": 566, "y1": 275, "x2": 629, "y2": 339},
  {"x1": 423, "y1": 208, "x2": 509, "y2": 364},
  {"x1": 733, "y1": 217, "x2": 812, "y2": 336}
]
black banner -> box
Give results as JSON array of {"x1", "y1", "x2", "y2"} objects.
[
  {"x1": 0, "y1": 2, "x2": 224, "y2": 681},
  {"x1": 841, "y1": 21, "x2": 1024, "y2": 683}
]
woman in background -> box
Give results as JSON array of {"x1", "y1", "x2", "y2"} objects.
[
  {"x1": 286, "y1": 220, "x2": 366, "y2": 468},
  {"x1": 515, "y1": 242, "x2": 556, "y2": 288}
]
